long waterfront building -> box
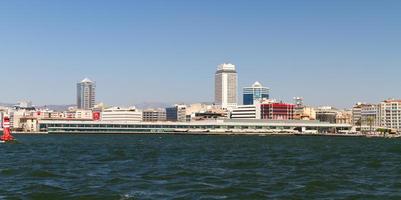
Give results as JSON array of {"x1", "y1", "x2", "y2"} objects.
[{"x1": 38, "y1": 119, "x2": 351, "y2": 134}]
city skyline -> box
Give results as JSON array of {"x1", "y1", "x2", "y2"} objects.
[{"x1": 1, "y1": 1, "x2": 401, "y2": 108}]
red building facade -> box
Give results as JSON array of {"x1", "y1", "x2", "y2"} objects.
[{"x1": 260, "y1": 103, "x2": 295, "y2": 120}]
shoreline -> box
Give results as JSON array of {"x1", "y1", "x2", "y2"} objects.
[{"x1": 11, "y1": 131, "x2": 400, "y2": 138}]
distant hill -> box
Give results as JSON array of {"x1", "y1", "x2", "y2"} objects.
[
  {"x1": 135, "y1": 102, "x2": 173, "y2": 109},
  {"x1": 0, "y1": 103, "x2": 74, "y2": 111},
  {"x1": 135, "y1": 102, "x2": 214, "y2": 109},
  {"x1": 0, "y1": 103, "x2": 14, "y2": 107},
  {"x1": 38, "y1": 105, "x2": 76, "y2": 111}
]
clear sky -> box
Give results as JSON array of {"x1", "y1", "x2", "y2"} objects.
[{"x1": 0, "y1": 0, "x2": 400, "y2": 108}]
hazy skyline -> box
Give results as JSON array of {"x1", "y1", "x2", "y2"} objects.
[{"x1": 1, "y1": 0, "x2": 400, "y2": 108}]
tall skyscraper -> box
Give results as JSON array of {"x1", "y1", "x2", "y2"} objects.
[
  {"x1": 77, "y1": 78, "x2": 96, "y2": 110},
  {"x1": 243, "y1": 81, "x2": 270, "y2": 105},
  {"x1": 215, "y1": 63, "x2": 237, "y2": 109}
]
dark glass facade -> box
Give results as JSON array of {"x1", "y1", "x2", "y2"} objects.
[
  {"x1": 166, "y1": 107, "x2": 178, "y2": 121},
  {"x1": 243, "y1": 94, "x2": 254, "y2": 105},
  {"x1": 243, "y1": 94, "x2": 269, "y2": 105}
]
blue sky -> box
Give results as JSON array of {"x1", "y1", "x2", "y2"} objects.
[{"x1": 0, "y1": 0, "x2": 400, "y2": 108}]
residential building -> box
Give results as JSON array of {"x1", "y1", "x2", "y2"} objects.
[
  {"x1": 361, "y1": 104, "x2": 379, "y2": 128},
  {"x1": 101, "y1": 107, "x2": 142, "y2": 122},
  {"x1": 336, "y1": 110, "x2": 352, "y2": 124},
  {"x1": 352, "y1": 103, "x2": 364, "y2": 125},
  {"x1": 243, "y1": 81, "x2": 269, "y2": 105},
  {"x1": 215, "y1": 63, "x2": 237, "y2": 109},
  {"x1": 293, "y1": 97, "x2": 316, "y2": 120},
  {"x1": 294, "y1": 107, "x2": 316, "y2": 120},
  {"x1": 378, "y1": 99, "x2": 401, "y2": 131},
  {"x1": 9, "y1": 109, "x2": 35, "y2": 130},
  {"x1": 19, "y1": 117, "x2": 39, "y2": 132},
  {"x1": 142, "y1": 109, "x2": 166, "y2": 122},
  {"x1": 77, "y1": 78, "x2": 96, "y2": 110}
]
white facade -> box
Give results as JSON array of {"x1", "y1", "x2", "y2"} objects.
[
  {"x1": 352, "y1": 102, "x2": 364, "y2": 125},
  {"x1": 230, "y1": 105, "x2": 261, "y2": 119},
  {"x1": 75, "y1": 109, "x2": 93, "y2": 120},
  {"x1": 77, "y1": 78, "x2": 96, "y2": 110},
  {"x1": 102, "y1": 107, "x2": 142, "y2": 122},
  {"x1": 215, "y1": 63, "x2": 237, "y2": 109},
  {"x1": 361, "y1": 104, "x2": 379, "y2": 128},
  {"x1": 378, "y1": 100, "x2": 401, "y2": 131}
]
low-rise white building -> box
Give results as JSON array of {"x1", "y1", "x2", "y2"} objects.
[
  {"x1": 230, "y1": 105, "x2": 260, "y2": 119},
  {"x1": 378, "y1": 99, "x2": 401, "y2": 131},
  {"x1": 102, "y1": 107, "x2": 142, "y2": 122}
]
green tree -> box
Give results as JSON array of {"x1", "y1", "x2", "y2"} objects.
[{"x1": 366, "y1": 116, "x2": 375, "y2": 133}]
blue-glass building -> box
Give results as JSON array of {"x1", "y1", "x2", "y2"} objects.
[
  {"x1": 243, "y1": 82, "x2": 270, "y2": 105},
  {"x1": 165, "y1": 105, "x2": 187, "y2": 122}
]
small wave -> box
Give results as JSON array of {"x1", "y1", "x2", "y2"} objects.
[
  {"x1": 29, "y1": 170, "x2": 60, "y2": 178},
  {"x1": 0, "y1": 168, "x2": 19, "y2": 176}
]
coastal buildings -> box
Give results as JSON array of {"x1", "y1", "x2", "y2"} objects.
[
  {"x1": 361, "y1": 104, "x2": 379, "y2": 128},
  {"x1": 215, "y1": 63, "x2": 238, "y2": 109},
  {"x1": 315, "y1": 107, "x2": 338, "y2": 124},
  {"x1": 101, "y1": 107, "x2": 142, "y2": 122},
  {"x1": 291, "y1": 98, "x2": 318, "y2": 121},
  {"x1": 230, "y1": 105, "x2": 259, "y2": 119},
  {"x1": 352, "y1": 103, "x2": 363, "y2": 125},
  {"x1": 77, "y1": 78, "x2": 96, "y2": 110},
  {"x1": 142, "y1": 109, "x2": 166, "y2": 122},
  {"x1": 166, "y1": 105, "x2": 187, "y2": 122},
  {"x1": 38, "y1": 119, "x2": 352, "y2": 134},
  {"x1": 336, "y1": 110, "x2": 352, "y2": 125},
  {"x1": 351, "y1": 103, "x2": 380, "y2": 130},
  {"x1": 19, "y1": 117, "x2": 39, "y2": 132},
  {"x1": 378, "y1": 99, "x2": 401, "y2": 131},
  {"x1": 294, "y1": 107, "x2": 316, "y2": 120},
  {"x1": 75, "y1": 109, "x2": 94, "y2": 120},
  {"x1": 231, "y1": 100, "x2": 296, "y2": 121},
  {"x1": 243, "y1": 82, "x2": 269, "y2": 105},
  {"x1": 260, "y1": 102, "x2": 295, "y2": 120},
  {"x1": 4, "y1": 66, "x2": 401, "y2": 135}
]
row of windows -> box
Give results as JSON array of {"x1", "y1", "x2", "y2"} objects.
[{"x1": 41, "y1": 123, "x2": 325, "y2": 130}]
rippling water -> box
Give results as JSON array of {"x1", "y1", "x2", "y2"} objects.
[{"x1": 1, "y1": 134, "x2": 401, "y2": 199}]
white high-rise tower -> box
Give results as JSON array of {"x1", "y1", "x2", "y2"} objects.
[
  {"x1": 77, "y1": 78, "x2": 96, "y2": 110},
  {"x1": 215, "y1": 63, "x2": 238, "y2": 109}
]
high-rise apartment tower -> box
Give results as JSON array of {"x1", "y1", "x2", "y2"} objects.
[
  {"x1": 77, "y1": 78, "x2": 96, "y2": 110},
  {"x1": 215, "y1": 63, "x2": 237, "y2": 109}
]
